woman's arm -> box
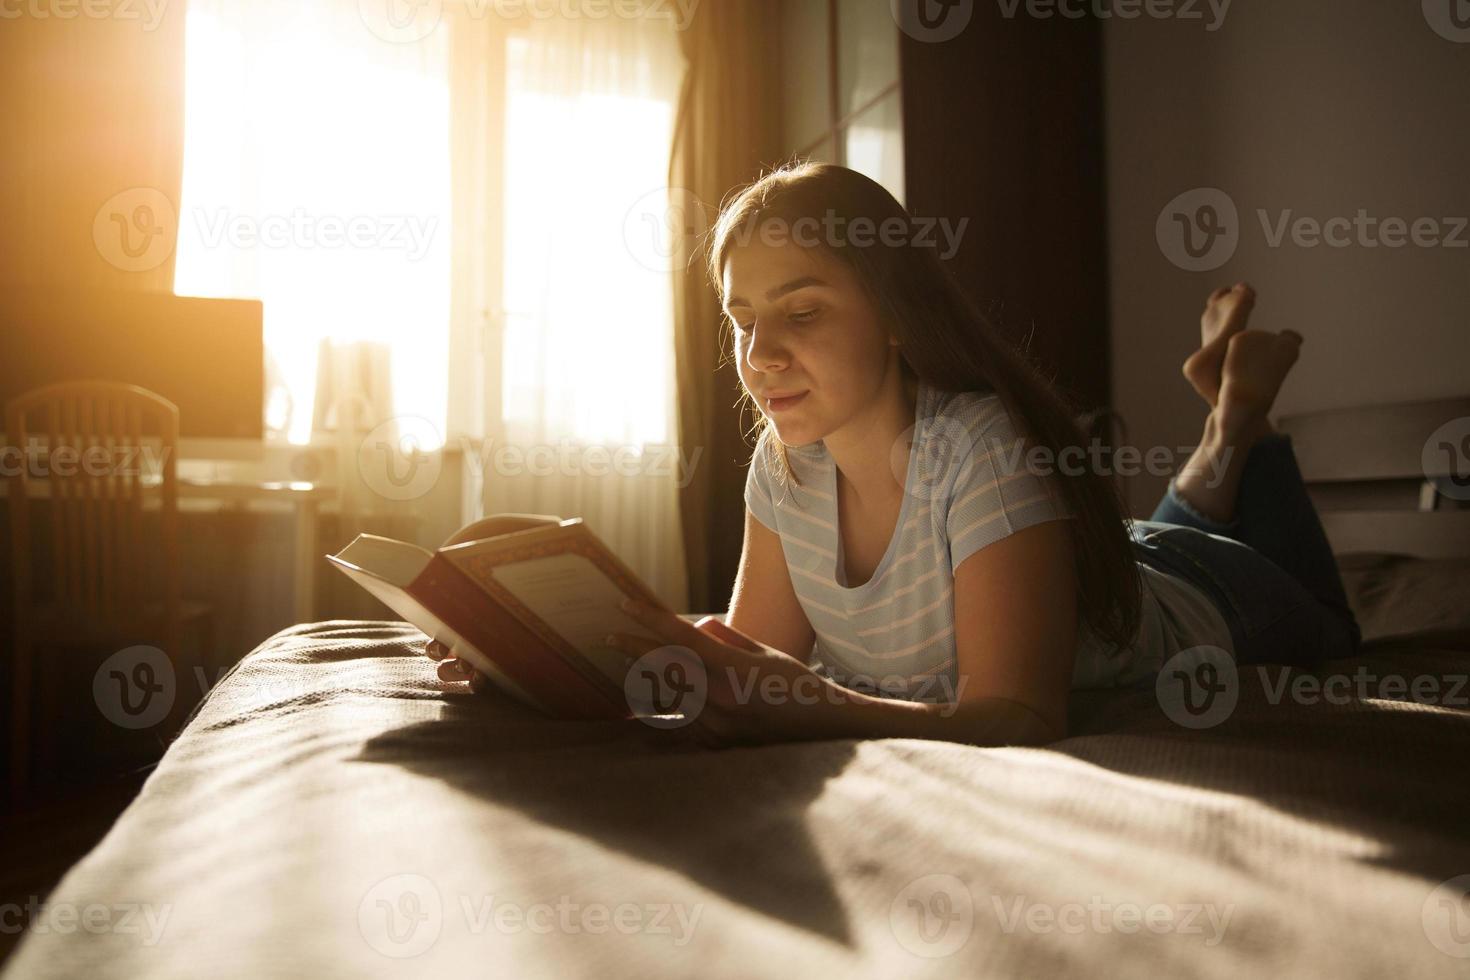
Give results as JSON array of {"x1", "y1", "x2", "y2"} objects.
[
  {"x1": 947, "y1": 516, "x2": 1079, "y2": 741},
  {"x1": 614, "y1": 518, "x2": 1078, "y2": 748},
  {"x1": 817, "y1": 517, "x2": 1078, "y2": 745},
  {"x1": 727, "y1": 509, "x2": 817, "y2": 662}
]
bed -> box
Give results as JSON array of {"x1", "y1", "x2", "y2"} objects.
[{"x1": 4, "y1": 399, "x2": 1469, "y2": 979}]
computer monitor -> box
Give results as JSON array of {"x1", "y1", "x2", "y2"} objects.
[{"x1": 0, "y1": 288, "x2": 265, "y2": 460}]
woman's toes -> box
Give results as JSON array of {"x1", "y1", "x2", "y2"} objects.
[
  {"x1": 1186, "y1": 283, "x2": 1261, "y2": 406},
  {"x1": 1202, "y1": 282, "x2": 1256, "y2": 342}
]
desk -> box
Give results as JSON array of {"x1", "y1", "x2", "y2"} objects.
[
  {"x1": 22, "y1": 478, "x2": 336, "y2": 623},
  {"x1": 179, "y1": 479, "x2": 335, "y2": 622}
]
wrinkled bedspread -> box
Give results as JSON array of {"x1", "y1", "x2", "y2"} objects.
[{"x1": 6, "y1": 620, "x2": 1470, "y2": 979}]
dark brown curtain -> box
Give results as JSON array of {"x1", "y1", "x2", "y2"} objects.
[
  {"x1": 0, "y1": 7, "x2": 187, "y2": 292},
  {"x1": 667, "y1": 0, "x2": 782, "y2": 615},
  {"x1": 900, "y1": 10, "x2": 1110, "y2": 412}
]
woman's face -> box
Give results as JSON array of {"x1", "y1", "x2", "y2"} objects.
[{"x1": 722, "y1": 239, "x2": 899, "y2": 448}]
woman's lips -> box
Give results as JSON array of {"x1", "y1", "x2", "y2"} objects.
[{"x1": 766, "y1": 391, "x2": 808, "y2": 412}]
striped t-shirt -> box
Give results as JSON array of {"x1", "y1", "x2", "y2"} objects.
[{"x1": 743, "y1": 379, "x2": 1235, "y2": 701}]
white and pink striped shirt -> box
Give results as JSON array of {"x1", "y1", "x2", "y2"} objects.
[{"x1": 744, "y1": 380, "x2": 1233, "y2": 700}]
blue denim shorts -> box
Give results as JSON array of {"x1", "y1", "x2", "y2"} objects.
[{"x1": 1130, "y1": 497, "x2": 1361, "y2": 667}]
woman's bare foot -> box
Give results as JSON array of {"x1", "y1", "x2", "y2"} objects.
[
  {"x1": 1215, "y1": 328, "x2": 1303, "y2": 442},
  {"x1": 1182, "y1": 282, "x2": 1257, "y2": 406},
  {"x1": 1173, "y1": 326, "x2": 1303, "y2": 522}
]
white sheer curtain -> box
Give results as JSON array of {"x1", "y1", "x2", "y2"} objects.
[
  {"x1": 455, "y1": 12, "x2": 690, "y2": 611},
  {"x1": 177, "y1": 0, "x2": 691, "y2": 610}
]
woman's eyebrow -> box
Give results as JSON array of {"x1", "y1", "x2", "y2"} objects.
[{"x1": 725, "y1": 276, "x2": 829, "y2": 309}]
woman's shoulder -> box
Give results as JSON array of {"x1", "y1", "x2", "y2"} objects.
[
  {"x1": 920, "y1": 381, "x2": 1075, "y2": 520},
  {"x1": 922, "y1": 383, "x2": 1016, "y2": 447}
]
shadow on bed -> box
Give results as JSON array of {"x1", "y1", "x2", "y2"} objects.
[{"x1": 354, "y1": 711, "x2": 863, "y2": 946}]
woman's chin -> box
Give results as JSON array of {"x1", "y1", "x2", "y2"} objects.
[{"x1": 769, "y1": 420, "x2": 821, "y2": 449}]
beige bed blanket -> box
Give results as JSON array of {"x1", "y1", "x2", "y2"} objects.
[{"x1": 5, "y1": 619, "x2": 1469, "y2": 978}]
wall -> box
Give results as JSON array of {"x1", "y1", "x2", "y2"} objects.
[
  {"x1": 1105, "y1": 1, "x2": 1470, "y2": 517},
  {"x1": 0, "y1": 6, "x2": 186, "y2": 291}
]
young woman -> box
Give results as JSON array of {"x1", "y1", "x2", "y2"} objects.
[{"x1": 428, "y1": 163, "x2": 1362, "y2": 748}]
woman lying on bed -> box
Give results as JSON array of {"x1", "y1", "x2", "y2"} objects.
[{"x1": 426, "y1": 163, "x2": 1363, "y2": 749}]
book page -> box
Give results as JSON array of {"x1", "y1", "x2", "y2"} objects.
[
  {"x1": 488, "y1": 553, "x2": 653, "y2": 682},
  {"x1": 330, "y1": 534, "x2": 434, "y2": 587}
]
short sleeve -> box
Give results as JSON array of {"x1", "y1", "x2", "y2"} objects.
[
  {"x1": 944, "y1": 398, "x2": 1075, "y2": 574},
  {"x1": 744, "y1": 438, "x2": 779, "y2": 533}
]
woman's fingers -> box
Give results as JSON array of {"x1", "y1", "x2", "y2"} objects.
[
  {"x1": 425, "y1": 642, "x2": 490, "y2": 693},
  {"x1": 440, "y1": 657, "x2": 491, "y2": 692},
  {"x1": 436, "y1": 657, "x2": 475, "y2": 682}
]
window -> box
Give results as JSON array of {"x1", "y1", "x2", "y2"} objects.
[
  {"x1": 781, "y1": 0, "x2": 905, "y2": 204},
  {"x1": 175, "y1": 2, "x2": 453, "y2": 449}
]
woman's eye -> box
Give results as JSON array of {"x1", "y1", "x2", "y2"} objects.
[{"x1": 789, "y1": 308, "x2": 819, "y2": 323}]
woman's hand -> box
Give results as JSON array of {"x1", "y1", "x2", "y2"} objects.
[
  {"x1": 607, "y1": 600, "x2": 858, "y2": 746},
  {"x1": 423, "y1": 514, "x2": 562, "y2": 691},
  {"x1": 425, "y1": 636, "x2": 492, "y2": 692}
]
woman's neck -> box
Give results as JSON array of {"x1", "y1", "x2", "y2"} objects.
[{"x1": 823, "y1": 365, "x2": 920, "y2": 508}]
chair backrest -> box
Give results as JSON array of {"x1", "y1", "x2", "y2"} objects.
[{"x1": 6, "y1": 381, "x2": 180, "y2": 623}]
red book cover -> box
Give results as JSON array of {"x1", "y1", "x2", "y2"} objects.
[{"x1": 326, "y1": 519, "x2": 680, "y2": 722}]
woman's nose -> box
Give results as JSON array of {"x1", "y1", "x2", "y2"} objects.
[{"x1": 745, "y1": 322, "x2": 789, "y2": 372}]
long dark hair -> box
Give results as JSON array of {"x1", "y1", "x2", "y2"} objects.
[{"x1": 707, "y1": 161, "x2": 1142, "y2": 653}]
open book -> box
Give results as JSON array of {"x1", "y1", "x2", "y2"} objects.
[{"x1": 326, "y1": 517, "x2": 678, "y2": 720}]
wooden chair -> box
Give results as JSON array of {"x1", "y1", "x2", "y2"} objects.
[{"x1": 6, "y1": 381, "x2": 213, "y2": 805}]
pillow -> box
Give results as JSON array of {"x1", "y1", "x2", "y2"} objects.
[{"x1": 1337, "y1": 552, "x2": 1470, "y2": 646}]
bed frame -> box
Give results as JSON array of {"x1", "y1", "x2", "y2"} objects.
[{"x1": 1276, "y1": 396, "x2": 1470, "y2": 559}]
